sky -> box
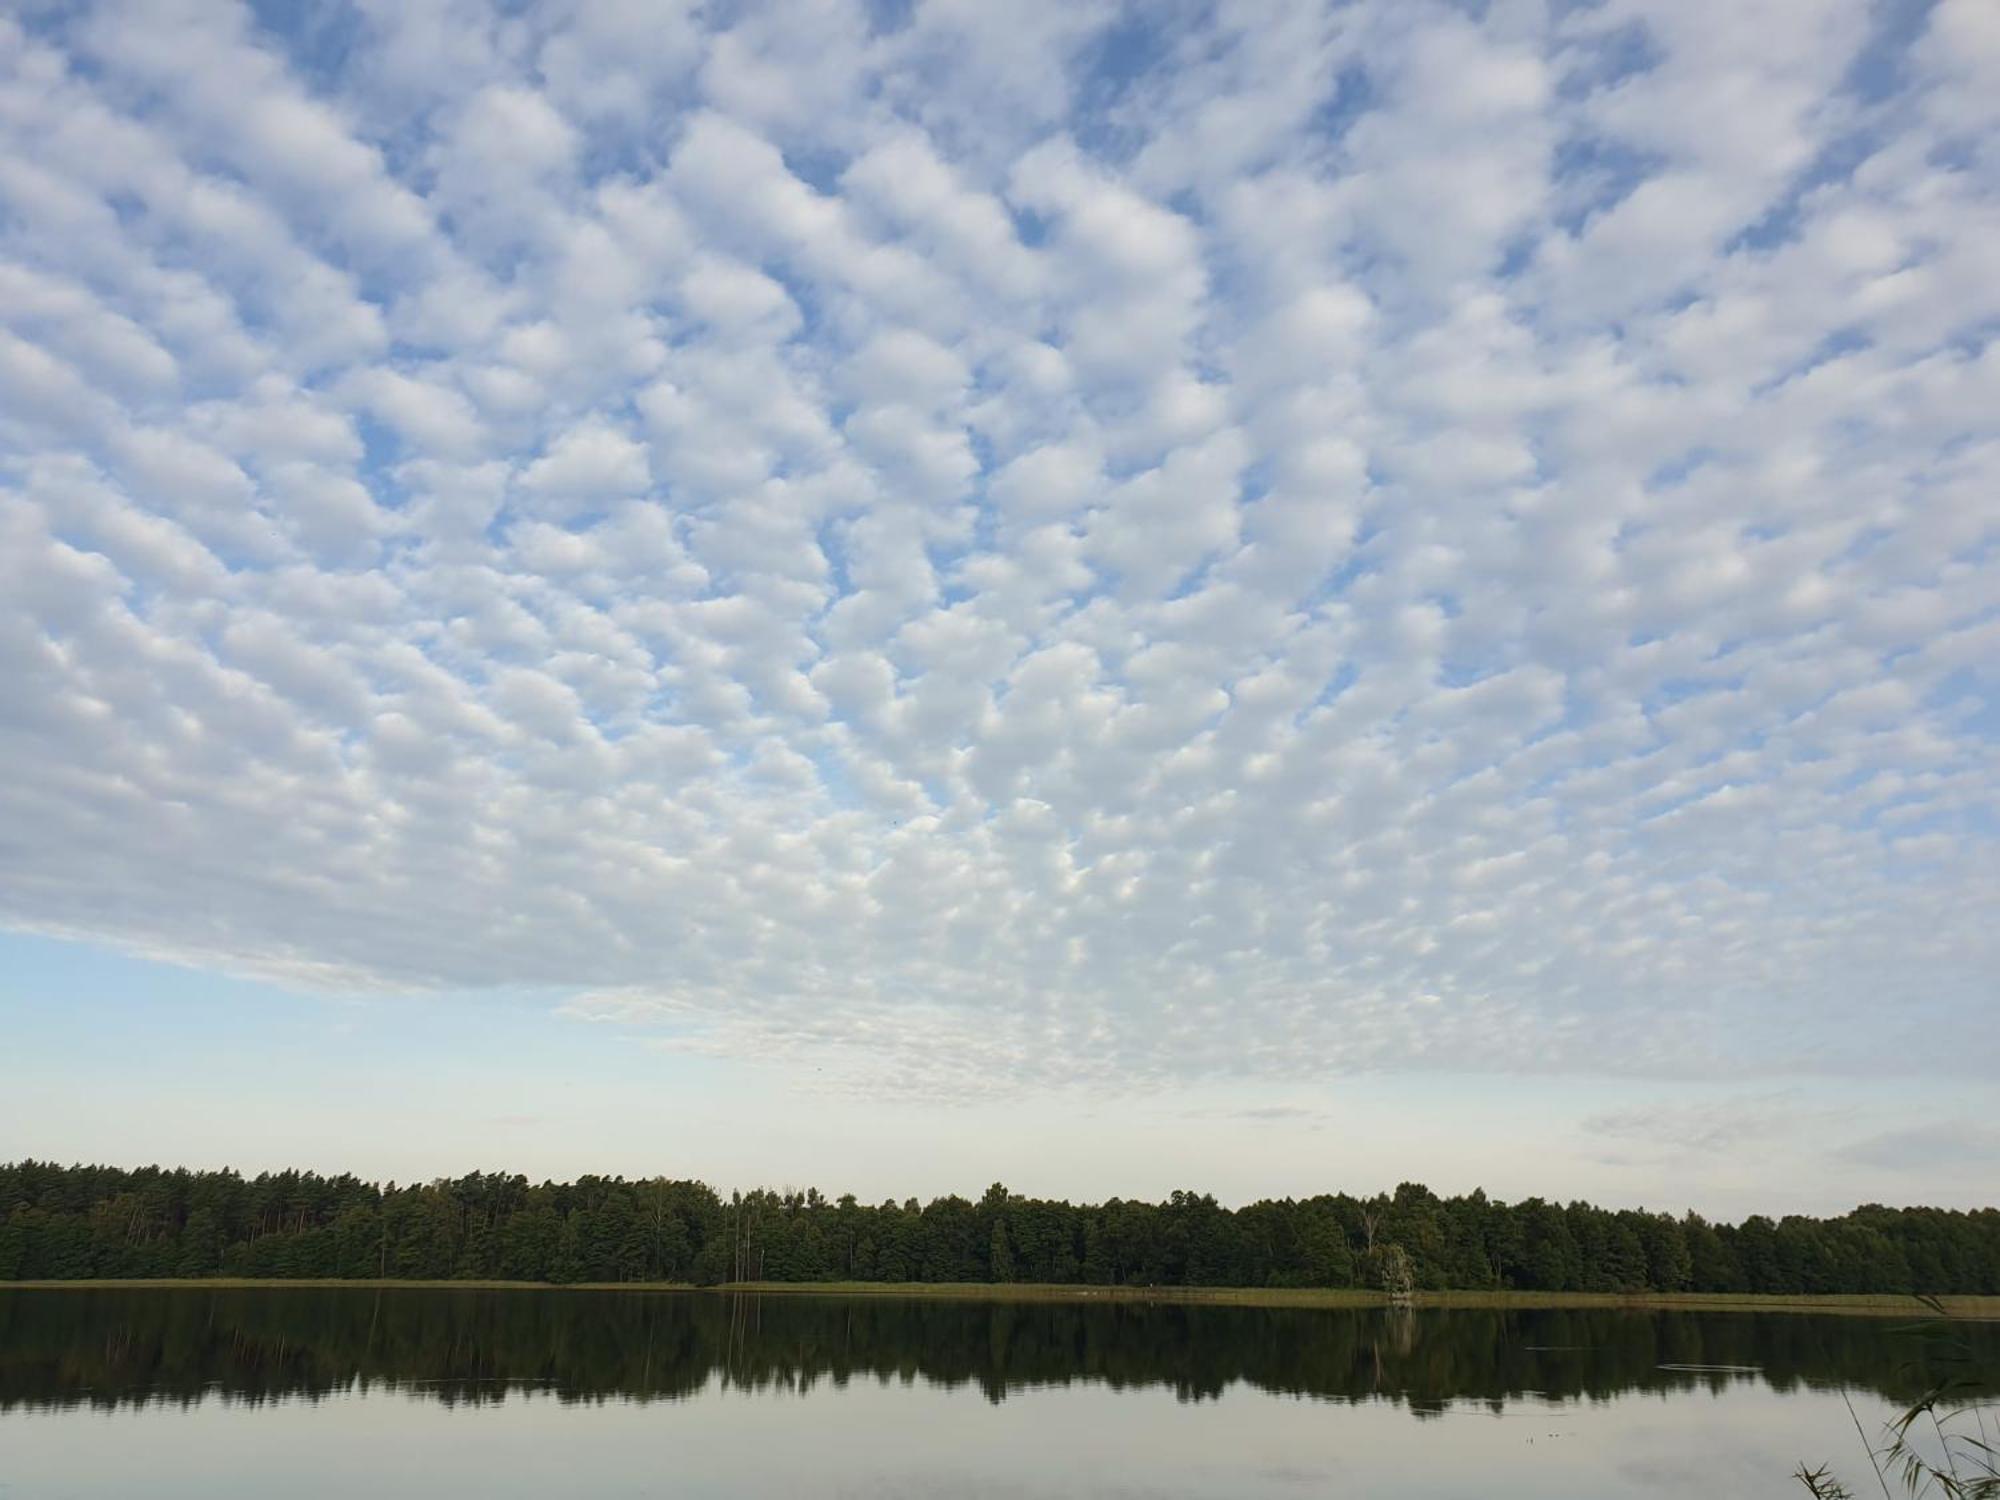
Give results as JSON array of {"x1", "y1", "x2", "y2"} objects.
[{"x1": 0, "y1": 0, "x2": 1995, "y2": 1219}]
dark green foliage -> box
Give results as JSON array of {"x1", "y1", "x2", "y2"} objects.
[{"x1": 1, "y1": 1161, "x2": 1995, "y2": 1293}]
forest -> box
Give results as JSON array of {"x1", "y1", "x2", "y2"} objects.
[{"x1": 2, "y1": 1160, "x2": 1996, "y2": 1294}]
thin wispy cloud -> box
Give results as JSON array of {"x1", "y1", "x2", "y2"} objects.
[
  {"x1": 0, "y1": 0, "x2": 1995, "y2": 1100},
  {"x1": 1835, "y1": 1121, "x2": 2000, "y2": 1170},
  {"x1": 1581, "y1": 1094, "x2": 1835, "y2": 1158}
]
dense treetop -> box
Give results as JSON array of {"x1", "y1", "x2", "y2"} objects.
[{"x1": 3, "y1": 1161, "x2": 1995, "y2": 1294}]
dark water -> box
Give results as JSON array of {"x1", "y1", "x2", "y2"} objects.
[{"x1": 1, "y1": 1288, "x2": 1990, "y2": 1497}]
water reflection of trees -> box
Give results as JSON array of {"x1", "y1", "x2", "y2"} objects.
[{"x1": 0, "y1": 1290, "x2": 1986, "y2": 1414}]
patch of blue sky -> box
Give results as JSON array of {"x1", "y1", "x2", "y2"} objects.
[
  {"x1": 1554, "y1": 11, "x2": 1662, "y2": 95},
  {"x1": 797, "y1": 745, "x2": 862, "y2": 811},
  {"x1": 1193, "y1": 236, "x2": 1277, "y2": 328},
  {"x1": 1160, "y1": 185, "x2": 1211, "y2": 234},
  {"x1": 1307, "y1": 660, "x2": 1361, "y2": 716},
  {"x1": 1928, "y1": 666, "x2": 2000, "y2": 739},
  {"x1": 1067, "y1": 6, "x2": 1181, "y2": 161},
  {"x1": 1730, "y1": 136, "x2": 1891, "y2": 256},
  {"x1": 1094, "y1": 424, "x2": 1184, "y2": 484},
  {"x1": 1522, "y1": 427, "x2": 1562, "y2": 490},
  {"x1": 633, "y1": 677, "x2": 688, "y2": 730},
  {"x1": 1305, "y1": 61, "x2": 1376, "y2": 147},
  {"x1": 454, "y1": 218, "x2": 569, "y2": 285},
  {"x1": 1946, "y1": 315, "x2": 2000, "y2": 359},
  {"x1": 574, "y1": 128, "x2": 671, "y2": 192},
  {"x1": 245, "y1": 0, "x2": 365, "y2": 84},
  {"x1": 1157, "y1": 550, "x2": 1233, "y2": 605},
  {"x1": 1825, "y1": 522, "x2": 1909, "y2": 572},
  {"x1": 1737, "y1": 520, "x2": 1791, "y2": 545},
  {"x1": 1641, "y1": 446, "x2": 1720, "y2": 492},
  {"x1": 813, "y1": 518, "x2": 856, "y2": 600},
  {"x1": 1301, "y1": 524, "x2": 1386, "y2": 614},
  {"x1": 1435, "y1": 658, "x2": 1492, "y2": 690},
  {"x1": 962, "y1": 426, "x2": 999, "y2": 488},
  {"x1": 1547, "y1": 134, "x2": 1668, "y2": 236},
  {"x1": 1493, "y1": 228, "x2": 1543, "y2": 281},
  {"x1": 1232, "y1": 455, "x2": 1276, "y2": 511},
  {"x1": 1839, "y1": 0, "x2": 1943, "y2": 104},
  {"x1": 778, "y1": 142, "x2": 851, "y2": 198},
  {"x1": 1005, "y1": 201, "x2": 1054, "y2": 251},
  {"x1": 1752, "y1": 328, "x2": 1875, "y2": 399},
  {"x1": 859, "y1": 0, "x2": 916, "y2": 35},
  {"x1": 13, "y1": 7, "x2": 104, "y2": 84},
  {"x1": 352, "y1": 109, "x2": 429, "y2": 188},
  {"x1": 1646, "y1": 673, "x2": 1744, "y2": 711},
  {"x1": 350, "y1": 409, "x2": 411, "y2": 490},
  {"x1": 1924, "y1": 135, "x2": 1981, "y2": 173},
  {"x1": 478, "y1": 504, "x2": 526, "y2": 556}
]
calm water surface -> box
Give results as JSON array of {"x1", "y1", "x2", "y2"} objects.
[{"x1": 2, "y1": 1288, "x2": 1988, "y2": 1497}]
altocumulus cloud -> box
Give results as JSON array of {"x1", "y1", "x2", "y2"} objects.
[{"x1": 0, "y1": 0, "x2": 1996, "y2": 1099}]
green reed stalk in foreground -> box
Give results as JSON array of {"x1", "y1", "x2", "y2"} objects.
[{"x1": 1798, "y1": 1298, "x2": 2000, "y2": 1499}]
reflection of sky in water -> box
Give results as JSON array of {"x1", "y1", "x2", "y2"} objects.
[{"x1": 0, "y1": 1379, "x2": 1900, "y2": 1499}]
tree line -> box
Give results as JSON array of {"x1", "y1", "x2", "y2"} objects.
[{"x1": 2, "y1": 1160, "x2": 1995, "y2": 1294}]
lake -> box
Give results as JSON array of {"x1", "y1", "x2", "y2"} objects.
[{"x1": 2, "y1": 1288, "x2": 1989, "y2": 1497}]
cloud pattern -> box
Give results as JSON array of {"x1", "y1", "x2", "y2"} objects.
[{"x1": 1, "y1": 0, "x2": 1996, "y2": 1096}]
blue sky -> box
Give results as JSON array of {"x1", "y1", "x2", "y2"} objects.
[{"x1": 0, "y1": 0, "x2": 1995, "y2": 1214}]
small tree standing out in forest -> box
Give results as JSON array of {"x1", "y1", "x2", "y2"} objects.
[{"x1": 1378, "y1": 1243, "x2": 1417, "y2": 1304}]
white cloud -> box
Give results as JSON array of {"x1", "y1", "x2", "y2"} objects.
[
  {"x1": 0, "y1": 0, "x2": 1994, "y2": 1109},
  {"x1": 518, "y1": 418, "x2": 651, "y2": 510}
]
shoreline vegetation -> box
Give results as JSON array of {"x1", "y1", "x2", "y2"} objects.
[
  {"x1": 7, "y1": 1160, "x2": 1997, "y2": 1299},
  {"x1": 4, "y1": 1278, "x2": 1998, "y2": 1317}
]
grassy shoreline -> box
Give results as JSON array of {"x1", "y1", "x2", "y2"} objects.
[{"x1": 4, "y1": 1279, "x2": 1996, "y2": 1317}]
